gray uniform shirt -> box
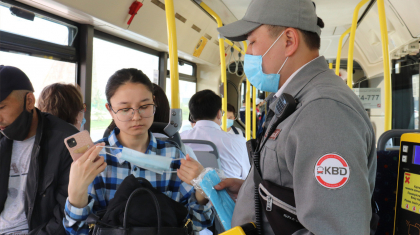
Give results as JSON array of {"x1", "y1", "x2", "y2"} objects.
[{"x1": 231, "y1": 56, "x2": 376, "y2": 235}]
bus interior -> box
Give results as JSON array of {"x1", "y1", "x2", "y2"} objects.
[{"x1": 1, "y1": 0, "x2": 420, "y2": 233}]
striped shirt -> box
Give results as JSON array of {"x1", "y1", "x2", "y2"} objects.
[{"x1": 63, "y1": 128, "x2": 214, "y2": 234}]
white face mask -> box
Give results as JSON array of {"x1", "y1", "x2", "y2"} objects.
[{"x1": 99, "y1": 146, "x2": 183, "y2": 174}]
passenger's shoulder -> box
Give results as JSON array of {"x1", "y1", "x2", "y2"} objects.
[
  {"x1": 42, "y1": 112, "x2": 78, "y2": 137},
  {"x1": 180, "y1": 129, "x2": 192, "y2": 138}
]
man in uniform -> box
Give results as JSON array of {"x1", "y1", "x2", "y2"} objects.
[{"x1": 214, "y1": 0, "x2": 376, "y2": 234}]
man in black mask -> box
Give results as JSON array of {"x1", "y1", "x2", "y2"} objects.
[{"x1": 0, "y1": 65, "x2": 78, "y2": 235}]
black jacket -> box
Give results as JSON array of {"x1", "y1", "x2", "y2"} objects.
[{"x1": 0, "y1": 108, "x2": 78, "y2": 235}]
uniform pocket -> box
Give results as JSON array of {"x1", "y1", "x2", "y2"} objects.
[{"x1": 261, "y1": 145, "x2": 281, "y2": 184}]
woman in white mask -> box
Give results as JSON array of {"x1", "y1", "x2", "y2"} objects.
[
  {"x1": 37, "y1": 83, "x2": 86, "y2": 130},
  {"x1": 63, "y1": 68, "x2": 213, "y2": 234}
]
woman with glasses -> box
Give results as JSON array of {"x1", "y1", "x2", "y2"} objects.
[
  {"x1": 37, "y1": 83, "x2": 86, "y2": 130},
  {"x1": 63, "y1": 68, "x2": 214, "y2": 235}
]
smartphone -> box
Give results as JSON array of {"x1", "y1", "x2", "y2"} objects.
[{"x1": 64, "y1": 130, "x2": 94, "y2": 161}]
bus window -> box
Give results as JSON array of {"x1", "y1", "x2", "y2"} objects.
[
  {"x1": 90, "y1": 36, "x2": 159, "y2": 141},
  {"x1": 0, "y1": 51, "x2": 76, "y2": 100},
  {"x1": 165, "y1": 79, "x2": 196, "y2": 132},
  {"x1": 167, "y1": 58, "x2": 194, "y2": 76},
  {"x1": 0, "y1": 3, "x2": 77, "y2": 46}
]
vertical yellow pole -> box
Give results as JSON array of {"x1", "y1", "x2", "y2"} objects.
[
  {"x1": 242, "y1": 41, "x2": 251, "y2": 141},
  {"x1": 329, "y1": 63, "x2": 333, "y2": 70},
  {"x1": 335, "y1": 28, "x2": 351, "y2": 76},
  {"x1": 347, "y1": 0, "x2": 369, "y2": 88},
  {"x1": 246, "y1": 81, "x2": 251, "y2": 141},
  {"x1": 377, "y1": 0, "x2": 392, "y2": 132},
  {"x1": 252, "y1": 86, "x2": 257, "y2": 139},
  {"x1": 164, "y1": 0, "x2": 180, "y2": 108},
  {"x1": 200, "y1": 2, "x2": 228, "y2": 131}
]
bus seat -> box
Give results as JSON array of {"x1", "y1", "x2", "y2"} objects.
[
  {"x1": 377, "y1": 129, "x2": 420, "y2": 151},
  {"x1": 150, "y1": 122, "x2": 186, "y2": 154},
  {"x1": 374, "y1": 129, "x2": 420, "y2": 234},
  {"x1": 374, "y1": 150, "x2": 399, "y2": 235},
  {"x1": 182, "y1": 139, "x2": 221, "y2": 169}
]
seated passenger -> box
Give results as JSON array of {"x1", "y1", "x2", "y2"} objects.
[
  {"x1": 63, "y1": 69, "x2": 213, "y2": 234},
  {"x1": 37, "y1": 83, "x2": 86, "y2": 130},
  {"x1": 181, "y1": 90, "x2": 250, "y2": 180},
  {"x1": 0, "y1": 66, "x2": 77, "y2": 234},
  {"x1": 226, "y1": 103, "x2": 244, "y2": 137}
]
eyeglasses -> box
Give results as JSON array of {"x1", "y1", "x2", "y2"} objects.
[
  {"x1": 109, "y1": 104, "x2": 157, "y2": 122},
  {"x1": 80, "y1": 103, "x2": 86, "y2": 113}
]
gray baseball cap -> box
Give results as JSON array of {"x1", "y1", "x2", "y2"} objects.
[{"x1": 217, "y1": 0, "x2": 322, "y2": 42}]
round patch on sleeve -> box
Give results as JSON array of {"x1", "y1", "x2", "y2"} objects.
[{"x1": 314, "y1": 154, "x2": 350, "y2": 189}]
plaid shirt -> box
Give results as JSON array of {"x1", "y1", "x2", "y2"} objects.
[{"x1": 63, "y1": 129, "x2": 214, "y2": 235}]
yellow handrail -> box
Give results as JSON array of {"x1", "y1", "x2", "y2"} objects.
[
  {"x1": 224, "y1": 39, "x2": 245, "y2": 54},
  {"x1": 347, "y1": 0, "x2": 370, "y2": 88},
  {"x1": 335, "y1": 28, "x2": 351, "y2": 76},
  {"x1": 377, "y1": 0, "x2": 392, "y2": 131},
  {"x1": 200, "y1": 2, "x2": 228, "y2": 131},
  {"x1": 164, "y1": 0, "x2": 180, "y2": 108},
  {"x1": 252, "y1": 86, "x2": 257, "y2": 139},
  {"x1": 242, "y1": 42, "x2": 251, "y2": 140},
  {"x1": 246, "y1": 81, "x2": 251, "y2": 141}
]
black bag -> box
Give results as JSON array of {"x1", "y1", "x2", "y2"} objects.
[{"x1": 88, "y1": 176, "x2": 193, "y2": 235}]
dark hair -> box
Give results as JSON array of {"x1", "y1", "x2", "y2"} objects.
[
  {"x1": 227, "y1": 103, "x2": 236, "y2": 114},
  {"x1": 152, "y1": 83, "x2": 170, "y2": 123},
  {"x1": 105, "y1": 68, "x2": 154, "y2": 105},
  {"x1": 300, "y1": 29, "x2": 321, "y2": 50},
  {"x1": 188, "y1": 113, "x2": 195, "y2": 123},
  {"x1": 37, "y1": 83, "x2": 83, "y2": 125},
  {"x1": 189, "y1": 89, "x2": 221, "y2": 121}
]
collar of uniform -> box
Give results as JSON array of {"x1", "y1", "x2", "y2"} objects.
[
  {"x1": 107, "y1": 128, "x2": 157, "y2": 164},
  {"x1": 274, "y1": 56, "x2": 320, "y2": 98},
  {"x1": 269, "y1": 56, "x2": 329, "y2": 113},
  {"x1": 194, "y1": 120, "x2": 221, "y2": 129}
]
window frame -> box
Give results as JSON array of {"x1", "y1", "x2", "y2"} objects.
[
  {"x1": 166, "y1": 57, "x2": 197, "y2": 83},
  {"x1": 0, "y1": 0, "x2": 80, "y2": 62},
  {"x1": 94, "y1": 30, "x2": 160, "y2": 57}
]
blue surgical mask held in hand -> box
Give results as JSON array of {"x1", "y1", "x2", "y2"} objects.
[
  {"x1": 99, "y1": 146, "x2": 183, "y2": 174},
  {"x1": 244, "y1": 30, "x2": 289, "y2": 93},
  {"x1": 195, "y1": 169, "x2": 235, "y2": 230}
]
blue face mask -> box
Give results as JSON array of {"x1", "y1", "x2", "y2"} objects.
[
  {"x1": 244, "y1": 31, "x2": 289, "y2": 93},
  {"x1": 100, "y1": 146, "x2": 182, "y2": 174},
  {"x1": 221, "y1": 119, "x2": 234, "y2": 128},
  {"x1": 80, "y1": 117, "x2": 86, "y2": 129}
]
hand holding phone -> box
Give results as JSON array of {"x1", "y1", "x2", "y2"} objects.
[
  {"x1": 64, "y1": 130, "x2": 94, "y2": 161},
  {"x1": 68, "y1": 142, "x2": 107, "y2": 208}
]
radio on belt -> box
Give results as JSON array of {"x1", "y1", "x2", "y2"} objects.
[{"x1": 394, "y1": 133, "x2": 420, "y2": 234}]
